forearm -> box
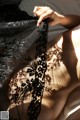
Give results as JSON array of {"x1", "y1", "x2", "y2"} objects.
[
  {"x1": 60, "y1": 15, "x2": 80, "y2": 29},
  {"x1": 33, "y1": 6, "x2": 80, "y2": 28}
]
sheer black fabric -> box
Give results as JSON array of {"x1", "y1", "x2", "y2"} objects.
[
  {"x1": 0, "y1": 0, "x2": 22, "y2": 6},
  {"x1": 0, "y1": 5, "x2": 34, "y2": 87},
  {"x1": 0, "y1": 5, "x2": 48, "y2": 120}
]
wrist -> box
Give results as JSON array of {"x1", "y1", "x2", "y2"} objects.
[
  {"x1": 56, "y1": 12, "x2": 65, "y2": 25},
  {"x1": 52, "y1": 11, "x2": 65, "y2": 26}
]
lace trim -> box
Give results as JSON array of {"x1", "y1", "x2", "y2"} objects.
[{"x1": 8, "y1": 21, "x2": 48, "y2": 120}]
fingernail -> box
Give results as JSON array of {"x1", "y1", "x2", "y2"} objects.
[
  {"x1": 34, "y1": 13, "x2": 36, "y2": 16},
  {"x1": 37, "y1": 23, "x2": 39, "y2": 27}
]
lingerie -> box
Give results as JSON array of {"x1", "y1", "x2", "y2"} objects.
[
  {"x1": 0, "y1": 4, "x2": 70, "y2": 120},
  {"x1": 0, "y1": 4, "x2": 48, "y2": 120}
]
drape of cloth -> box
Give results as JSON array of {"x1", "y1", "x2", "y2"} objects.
[
  {"x1": 0, "y1": 3, "x2": 80, "y2": 120},
  {"x1": 0, "y1": 4, "x2": 49, "y2": 120},
  {"x1": 0, "y1": 4, "x2": 69, "y2": 120},
  {"x1": 0, "y1": 5, "x2": 38, "y2": 88},
  {"x1": 8, "y1": 25, "x2": 80, "y2": 120},
  {"x1": 7, "y1": 23, "x2": 80, "y2": 119}
]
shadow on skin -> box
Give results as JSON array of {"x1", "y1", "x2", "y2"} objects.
[
  {"x1": 56, "y1": 28, "x2": 80, "y2": 120},
  {"x1": 57, "y1": 87, "x2": 80, "y2": 120},
  {"x1": 8, "y1": 81, "x2": 80, "y2": 120},
  {"x1": 0, "y1": 27, "x2": 80, "y2": 120},
  {"x1": 62, "y1": 30, "x2": 78, "y2": 82}
]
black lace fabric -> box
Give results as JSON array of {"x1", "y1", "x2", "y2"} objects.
[
  {"x1": 0, "y1": 4, "x2": 66, "y2": 120},
  {"x1": 0, "y1": 5, "x2": 48, "y2": 120},
  {"x1": 0, "y1": 5, "x2": 38, "y2": 87}
]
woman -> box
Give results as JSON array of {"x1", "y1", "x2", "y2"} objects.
[
  {"x1": 32, "y1": 6, "x2": 80, "y2": 120},
  {"x1": 0, "y1": 2, "x2": 80, "y2": 120},
  {"x1": 7, "y1": 6, "x2": 80, "y2": 120},
  {"x1": 33, "y1": 6, "x2": 80, "y2": 28}
]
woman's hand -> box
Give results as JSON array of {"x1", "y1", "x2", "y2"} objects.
[
  {"x1": 33, "y1": 6, "x2": 64, "y2": 26},
  {"x1": 33, "y1": 6, "x2": 80, "y2": 28}
]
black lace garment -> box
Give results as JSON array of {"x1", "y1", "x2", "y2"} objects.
[{"x1": 0, "y1": 5, "x2": 48, "y2": 120}]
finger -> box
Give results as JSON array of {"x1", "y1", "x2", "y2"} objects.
[
  {"x1": 33, "y1": 6, "x2": 48, "y2": 16},
  {"x1": 37, "y1": 10, "x2": 53, "y2": 26},
  {"x1": 37, "y1": 13, "x2": 49, "y2": 26},
  {"x1": 35, "y1": 9, "x2": 46, "y2": 17},
  {"x1": 33, "y1": 6, "x2": 42, "y2": 16},
  {"x1": 33, "y1": 6, "x2": 43, "y2": 13}
]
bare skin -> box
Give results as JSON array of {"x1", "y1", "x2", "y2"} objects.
[
  {"x1": 8, "y1": 76, "x2": 80, "y2": 120},
  {"x1": 0, "y1": 6, "x2": 80, "y2": 120},
  {"x1": 33, "y1": 6, "x2": 80, "y2": 120},
  {"x1": 8, "y1": 26, "x2": 80, "y2": 120},
  {"x1": 0, "y1": 27, "x2": 80, "y2": 120},
  {"x1": 57, "y1": 87, "x2": 80, "y2": 120},
  {"x1": 33, "y1": 6, "x2": 80, "y2": 28}
]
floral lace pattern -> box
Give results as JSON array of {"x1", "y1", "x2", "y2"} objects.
[
  {"x1": 0, "y1": 5, "x2": 71, "y2": 120},
  {"x1": 8, "y1": 40, "x2": 71, "y2": 120},
  {"x1": 8, "y1": 44, "x2": 63, "y2": 103}
]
